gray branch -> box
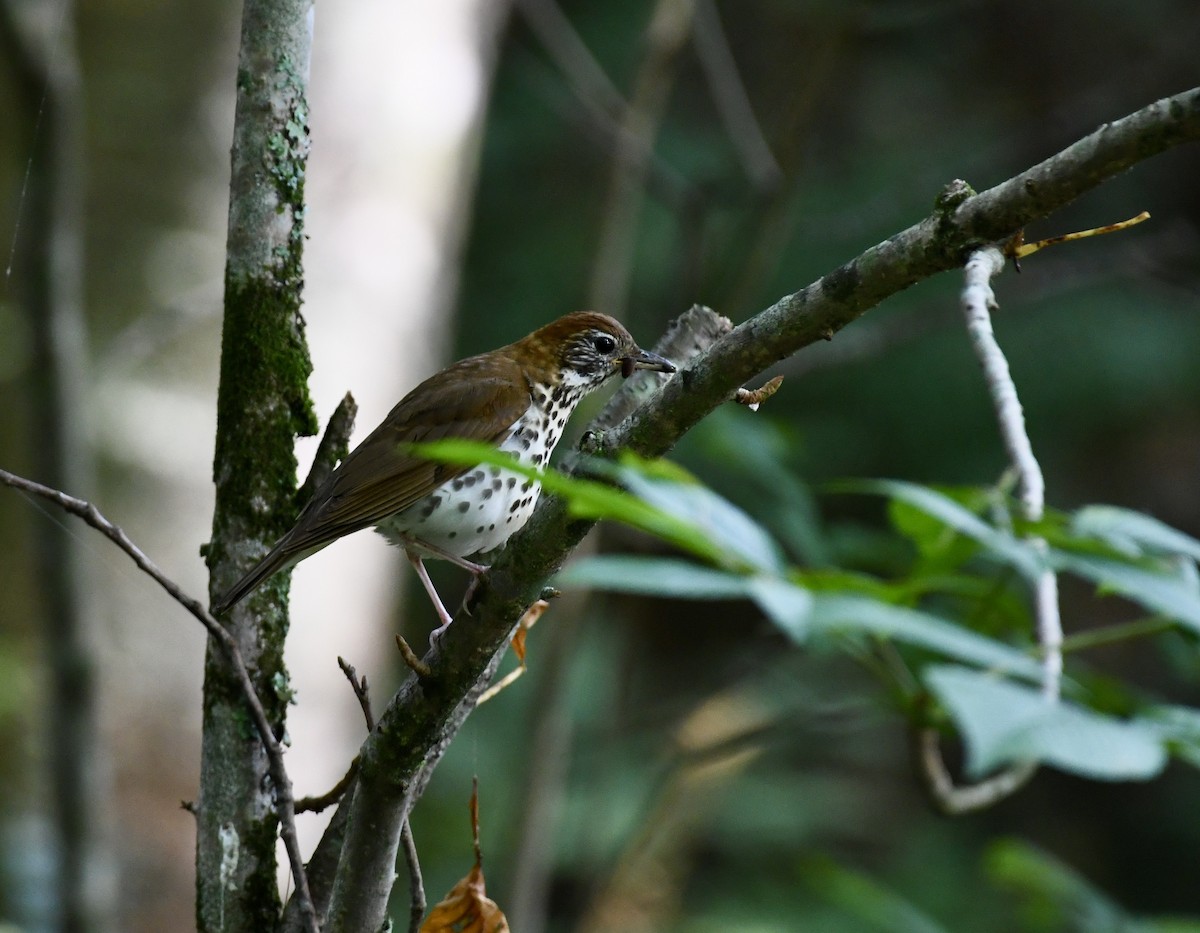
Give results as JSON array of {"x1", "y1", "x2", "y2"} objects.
[{"x1": 301, "y1": 87, "x2": 1200, "y2": 929}]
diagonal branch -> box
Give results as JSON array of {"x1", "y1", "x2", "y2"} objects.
[
  {"x1": 309, "y1": 86, "x2": 1200, "y2": 929},
  {"x1": 0, "y1": 468, "x2": 319, "y2": 933}
]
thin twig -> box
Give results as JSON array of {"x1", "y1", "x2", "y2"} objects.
[
  {"x1": 1007, "y1": 211, "x2": 1151, "y2": 261},
  {"x1": 0, "y1": 468, "x2": 319, "y2": 933},
  {"x1": 336, "y1": 653, "x2": 428, "y2": 932},
  {"x1": 339, "y1": 652, "x2": 425, "y2": 926},
  {"x1": 299, "y1": 392, "x2": 357, "y2": 505},
  {"x1": 914, "y1": 246, "x2": 1068, "y2": 813},
  {"x1": 514, "y1": 0, "x2": 624, "y2": 122},
  {"x1": 691, "y1": 0, "x2": 782, "y2": 190},
  {"x1": 513, "y1": 0, "x2": 690, "y2": 204},
  {"x1": 588, "y1": 0, "x2": 697, "y2": 316},
  {"x1": 337, "y1": 655, "x2": 375, "y2": 731},
  {"x1": 915, "y1": 727, "x2": 1037, "y2": 815},
  {"x1": 395, "y1": 634, "x2": 433, "y2": 679},
  {"x1": 296, "y1": 759, "x2": 359, "y2": 814},
  {"x1": 734, "y1": 375, "x2": 784, "y2": 411},
  {"x1": 962, "y1": 246, "x2": 1062, "y2": 700},
  {"x1": 401, "y1": 820, "x2": 426, "y2": 933}
]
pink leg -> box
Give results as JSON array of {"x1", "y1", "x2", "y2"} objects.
[
  {"x1": 405, "y1": 535, "x2": 488, "y2": 575},
  {"x1": 403, "y1": 535, "x2": 490, "y2": 618},
  {"x1": 405, "y1": 550, "x2": 454, "y2": 638}
]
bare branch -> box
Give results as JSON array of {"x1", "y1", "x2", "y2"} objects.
[
  {"x1": 401, "y1": 820, "x2": 426, "y2": 933},
  {"x1": 915, "y1": 727, "x2": 1037, "y2": 815},
  {"x1": 312, "y1": 87, "x2": 1200, "y2": 924},
  {"x1": 589, "y1": 0, "x2": 697, "y2": 316},
  {"x1": 296, "y1": 760, "x2": 359, "y2": 814},
  {"x1": 337, "y1": 655, "x2": 375, "y2": 731},
  {"x1": 0, "y1": 468, "x2": 318, "y2": 932},
  {"x1": 961, "y1": 246, "x2": 1062, "y2": 701},
  {"x1": 299, "y1": 392, "x2": 357, "y2": 505},
  {"x1": 513, "y1": 0, "x2": 690, "y2": 205},
  {"x1": 692, "y1": 0, "x2": 782, "y2": 190}
]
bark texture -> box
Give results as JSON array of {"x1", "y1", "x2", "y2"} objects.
[{"x1": 198, "y1": 0, "x2": 317, "y2": 929}]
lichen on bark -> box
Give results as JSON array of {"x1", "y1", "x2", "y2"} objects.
[{"x1": 199, "y1": 0, "x2": 317, "y2": 930}]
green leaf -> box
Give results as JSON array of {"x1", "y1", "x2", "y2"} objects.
[
  {"x1": 986, "y1": 838, "x2": 1126, "y2": 931},
  {"x1": 986, "y1": 838, "x2": 1200, "y2": 931},
  {"x1": 410, "y1": 440, "x2": 783, "y2": 572},
  {"x1": 747, "y1": 577, "x2": 812, "y2": 640},
  {"x1": 692, "y1": 408, "x2": 830, "y2": 565},
  {"x1": 836, "y1": 479, "x2": 1044, "y2": 580},
  {"x1": 799, "y1": 854, "x2": 952, "y2": 933},
  {"x1": 409, "y1": 439, "x2": 730, "y2": 566},
  {"x1": 611, "y1": 462, "x2": 785, "y2": 573},
  {"x1": 558, "y1": 555, "x2": 812, "y2": 639},
  {"x1": 1072, "y1": 505, "x2": 1200, "y2": 562},
  {"x1": 925, "y1": 665, "x2": 1167, "y2": 780},
  {"x1": 889, "y1": 492, "x2": 983, "y2": 572},
  {"x1": 556, "y1": 555, "x2": 752, "y2": 599},
  {"x1": 808, "y1": 596, "x2": 1042, "y2": 678},
  {"x1": 1141, "y1": 704, "x2": 1200, "y2": 770},
  {"x1": 1050, "y1": 551, "x2": 1200, "y2": 632}
]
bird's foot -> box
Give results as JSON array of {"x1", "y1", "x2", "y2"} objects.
[
  {"x1": 428, "y1": 619, "x2": 452, "y2": 650},
  {"x1": 459, "y1": 565, "x2": 491, "y2": 617}
]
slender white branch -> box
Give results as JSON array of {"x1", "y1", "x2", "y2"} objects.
[
  {"x1": 960, "y1": 246, "x2": 1062, "y2": 701},
  {"x1": 916, "y1": 728, "x2": 1037, "y2": 815},
  {"x1": 917, "y1": 246, "x2": 1070, "y2": 814},
  {"x1": 962, "y1": 248, "x2": 1044, "y2": 518}
]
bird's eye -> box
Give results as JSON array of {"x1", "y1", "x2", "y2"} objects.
[{"x1": 591, "y1": 333, "x2": 617, "y2": 354}]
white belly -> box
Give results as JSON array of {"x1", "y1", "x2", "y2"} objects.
[{"x1": 375, "y1": 403, "x2": 556, "y2": 559}]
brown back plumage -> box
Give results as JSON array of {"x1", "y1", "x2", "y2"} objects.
[{"x1": 212, "y1": 311, "x2": 660, "y2": 614}]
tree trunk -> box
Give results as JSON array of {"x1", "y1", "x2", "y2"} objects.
[{"x1": 198, "y1": 0, "x2": 317, "y2": 928}]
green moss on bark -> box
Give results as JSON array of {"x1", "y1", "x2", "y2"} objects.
[{"x1": 200, "y1": 9, "x2": 318, "y2": 927}]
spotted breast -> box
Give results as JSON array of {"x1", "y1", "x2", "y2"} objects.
[{"x1": 376, "y1": 379, "x2": 583, "y2": 560}]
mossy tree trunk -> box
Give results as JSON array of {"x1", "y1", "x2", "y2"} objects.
[{"x1": 199, "y1": 0, "x2": 318, "y2": 929}]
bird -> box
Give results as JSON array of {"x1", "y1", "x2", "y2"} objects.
[{"x1": 212, "y1": 311, "x2": 676, "y2": 640}]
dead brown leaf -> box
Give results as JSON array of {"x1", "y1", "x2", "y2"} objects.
[
  {"x1": 476, "y1": 597, "x2": 549, "y2": 705},
  {"x1": 419, "y1": 779, "x2": 510, "y2": 933}
]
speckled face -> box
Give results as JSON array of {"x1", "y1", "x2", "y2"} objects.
[
  {"x1": 373, "y1": 315, "x2": 673, "y2": 562},
  {"x1": 558, "y1": 323, "x2": 635, "y2": 388}
]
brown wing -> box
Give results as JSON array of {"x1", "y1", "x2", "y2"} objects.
[
  {"x1": 211, "y1": 353, "x2": 530, "y2": 613},
  {"x1": 288, "y1": 352, "x2": 531, "y2": 548}
]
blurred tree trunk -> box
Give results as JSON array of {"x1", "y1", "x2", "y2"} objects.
[
  {"x1": 0, "y1": 0, "x2": 115, "y2": 930},
  {"x1": 198, "y1": 0, "x2": 317, "y2": 928}
]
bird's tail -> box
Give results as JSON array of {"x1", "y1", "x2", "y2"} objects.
[{"x1": 211, "y1": 540, "x2": 307, "y2": 615}]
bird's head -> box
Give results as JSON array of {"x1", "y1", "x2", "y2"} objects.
[{"x1": 521, "y1": 311, "x2": 676, "y2": 392}]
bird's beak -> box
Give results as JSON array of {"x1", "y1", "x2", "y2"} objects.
[{"x1": 618, "y1": 348, "x2": 676, "y2": 379}]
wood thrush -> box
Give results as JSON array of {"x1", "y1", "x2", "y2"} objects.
[{"x1": 212, "y1": 311, "x2": 675, "y2": 638}]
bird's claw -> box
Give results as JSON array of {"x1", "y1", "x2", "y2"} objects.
[{"x1": 459, "y1": 567, "x2": 490, "y2": 617}]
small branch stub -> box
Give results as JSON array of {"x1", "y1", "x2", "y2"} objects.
[
  {"x1": 396, "y1": 634, "x2": 433, "y2": 679},
  {"x1": 338, "y1": 655, "x2": 376, "y2": 731},
  {"x1": 1004, "y1": 210, "x2": 1150, "y2": 270},
  {"x1": 735, "y1": 375, "x2": 784, "y2": 412}
]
